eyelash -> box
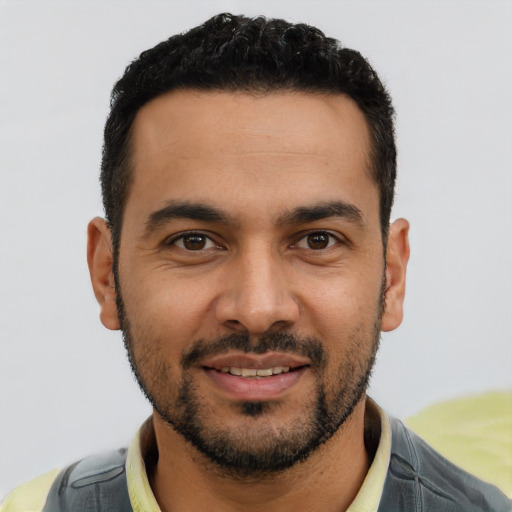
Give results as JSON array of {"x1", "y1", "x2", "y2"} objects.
[
  {"x1": 167, "y1": 230, "x2": 343, "y2": 252},
  {"x1": 292, "y1": 231, "x2": 342, "y2": 251},
  {"x1": 167, "y1": 231, "x2": 221, "y2": 251}
]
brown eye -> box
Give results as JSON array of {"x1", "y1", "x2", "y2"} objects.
[
  {"x1": 295, "y1": 231, "x2": 338, "y2": 250},
  {"x1": 183, "y1": 234, "x2": 207, "y2": 250},
  {"x1": 307, "y1": 232, "x2": 330, "y2": 249},
  {"x1": 173, "y1": 233, "x2": 216, "y2": 251}
]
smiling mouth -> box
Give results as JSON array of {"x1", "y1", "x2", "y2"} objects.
[
  {"x1": 204, "y1": 365, "x2": 309, "y2": 378},
  {"x1": 202, "y1": 360, "x2": 310, "y2": 399}
]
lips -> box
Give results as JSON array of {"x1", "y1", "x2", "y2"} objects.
[
  {"x1": 219, "y1": 366, "x2": 290, "y2": 377},
  {"x1": 200, "y1": 351, "x2": 311, "y2": 400},
  {"x1": 202, "y1": 351, "x2": 311, "y2": 371}
]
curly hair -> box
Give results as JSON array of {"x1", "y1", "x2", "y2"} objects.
[{"x1": 101, "y1": 13, "x2": 396, "y2": 254}]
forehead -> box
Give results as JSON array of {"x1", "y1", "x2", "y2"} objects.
[
  {"x1": 132, "y1": 89, "x2": 371, "y2": 168},
  {"x1": 126, "y1": 90, "x2": 378, "y2": 228}
]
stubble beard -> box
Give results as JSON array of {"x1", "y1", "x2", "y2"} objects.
[
  {"x1": 174, "y1": 331, "x2": 380, "y2": 479},
  {"x1": 113, "y1": 252, "x2": 385, "y2": 478},
  {"x1": 117, "y1": 303, "x2": 382, "y2": 478}
]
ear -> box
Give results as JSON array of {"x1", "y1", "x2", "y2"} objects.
[
  {"x1": 381, "y1": 218, "x2": 410, "y2": 332},
  {"x1": 87, "y1": 217, "x2": 120, "y2": 330}
]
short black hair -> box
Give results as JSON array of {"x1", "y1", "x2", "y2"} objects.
[{"x1": 101, "y1": 13, "x2": 396, "y2": 254}]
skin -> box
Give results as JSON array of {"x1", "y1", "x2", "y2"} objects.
[{"x1": 88, "y1": 90, "x2": 410, "y2": 511}]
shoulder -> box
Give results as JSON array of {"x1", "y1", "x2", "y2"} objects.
[
  {"x1": 1, "y1": 449, "x2": 131, "y2": 512},
  {"x1": 406, "y1": 390, "x2": 512, "y2": 498},
  {"x1": 1, "y1": 469, "x2": 60, "y2": 512},
  {"x1": 380, "y1": 417, "x2": 512, "y2": 512}
]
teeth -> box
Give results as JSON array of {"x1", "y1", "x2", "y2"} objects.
[{"x1": 218, "y1": 366, "x2": 292, "y2": 377}]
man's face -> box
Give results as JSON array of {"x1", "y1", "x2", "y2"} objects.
[{"x1": 112, "y1": 90, "x2": 388, "y2": 475}]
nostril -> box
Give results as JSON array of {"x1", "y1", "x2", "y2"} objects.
[{"x1": 225, "y1": 319, "x2": 245, "y2": 330}]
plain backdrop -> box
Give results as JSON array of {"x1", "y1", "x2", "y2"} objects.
[{"x1": 1, "y1": 0, "x2": 511, "y2": 497}]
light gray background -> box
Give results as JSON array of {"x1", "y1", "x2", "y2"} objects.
[{"x1": 1, "y1": 0, "x2": 511, "y2": 497}]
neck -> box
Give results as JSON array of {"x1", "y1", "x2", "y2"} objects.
[{"x1": 150, "y1": 398, "x2": 371, "y2": 512}]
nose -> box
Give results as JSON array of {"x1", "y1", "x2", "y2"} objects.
[{"x1": 215, "y1": 246, "x2": 300, "y2": 335}]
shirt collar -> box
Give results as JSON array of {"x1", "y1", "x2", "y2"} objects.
[
  {"x1": 126, "y1": 398, "x2": 391, "y2": 512},
  {"x1": 346, "y1": 398, "x2": 391, "y2": 512}
]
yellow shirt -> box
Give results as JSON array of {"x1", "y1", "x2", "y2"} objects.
[
  {"x1": 4, "y1": 392, "x2": 511, "y2": 511},
  {"x1": 1, "y1": 399, "x2": 392, "y2": 512},
  {"x1": 126, "y1": 399, "x2": 391, "y2": 512}
]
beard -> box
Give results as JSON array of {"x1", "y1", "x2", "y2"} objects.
[{"x1": 115, "y1": 268, "x2": 384, "y2": 478}]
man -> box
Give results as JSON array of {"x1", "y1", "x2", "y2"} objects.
[{"x1": 2, "y1": 12, "x2": 510, "y2": 512}]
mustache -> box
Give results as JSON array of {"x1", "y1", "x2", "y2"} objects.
[{"x1": 181, "y1": 332, "x2": 326, "y2": 370}]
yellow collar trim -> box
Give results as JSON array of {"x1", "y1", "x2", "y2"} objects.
[
  {"x1": 126, "y1": 400, "x2": 391, "y2": 512},
  {"x1": 126, "y1": 418, "x2": 161, "y2": 512},
  {"x1": 347, "y1": 399, "x2": 391, "y2": 512}
]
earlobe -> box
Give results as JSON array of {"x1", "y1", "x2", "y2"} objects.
[
  {"x1": 381, "y1": 218, "x2": 410, "y2": 332},
  {"x1": 87, "y1": 217, "x2": 120, "y2": 330}
]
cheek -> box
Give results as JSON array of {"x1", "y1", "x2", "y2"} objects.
[
  {"x1": 121, "y1": 272, "x2": 217, "y2": 353},
  {"x1": 296, "y1": 270, "x2": 383, "y2": 367},
  {"x1": 301, "y1": 269, "x2": 383, "y2": 324}
]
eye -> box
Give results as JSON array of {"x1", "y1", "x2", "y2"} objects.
[
  {"x1": 295, "y1": 231, "x2": 339, "y2": 250},
  {"x1": 171, "y1": 233, "x2": 218, "y2": 251}
]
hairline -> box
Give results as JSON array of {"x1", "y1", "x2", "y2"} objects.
[{"x1": 110, "y1": 86, "x2": 388, "y2": 262}]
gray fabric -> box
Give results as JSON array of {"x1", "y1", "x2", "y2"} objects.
[
  {"x1": 378, "y1": 417, "x2": 512, "y2": 511},
  {"x1": 42, "y1": 418, "x2": 512, "y2": 511},
  {"x1": 42, "y1": 448, "x2": 132, "y2": 512}
]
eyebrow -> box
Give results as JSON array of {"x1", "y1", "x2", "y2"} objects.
[
  {"x1": 278, "y1": 201, "x2": 365, "y2": 227},
  {"x1": 145, "y1": 201, "x2": 230, "y2": 234},
  {"x1": 144, "y1": 199, "x2": 365, "y2": 236}
]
